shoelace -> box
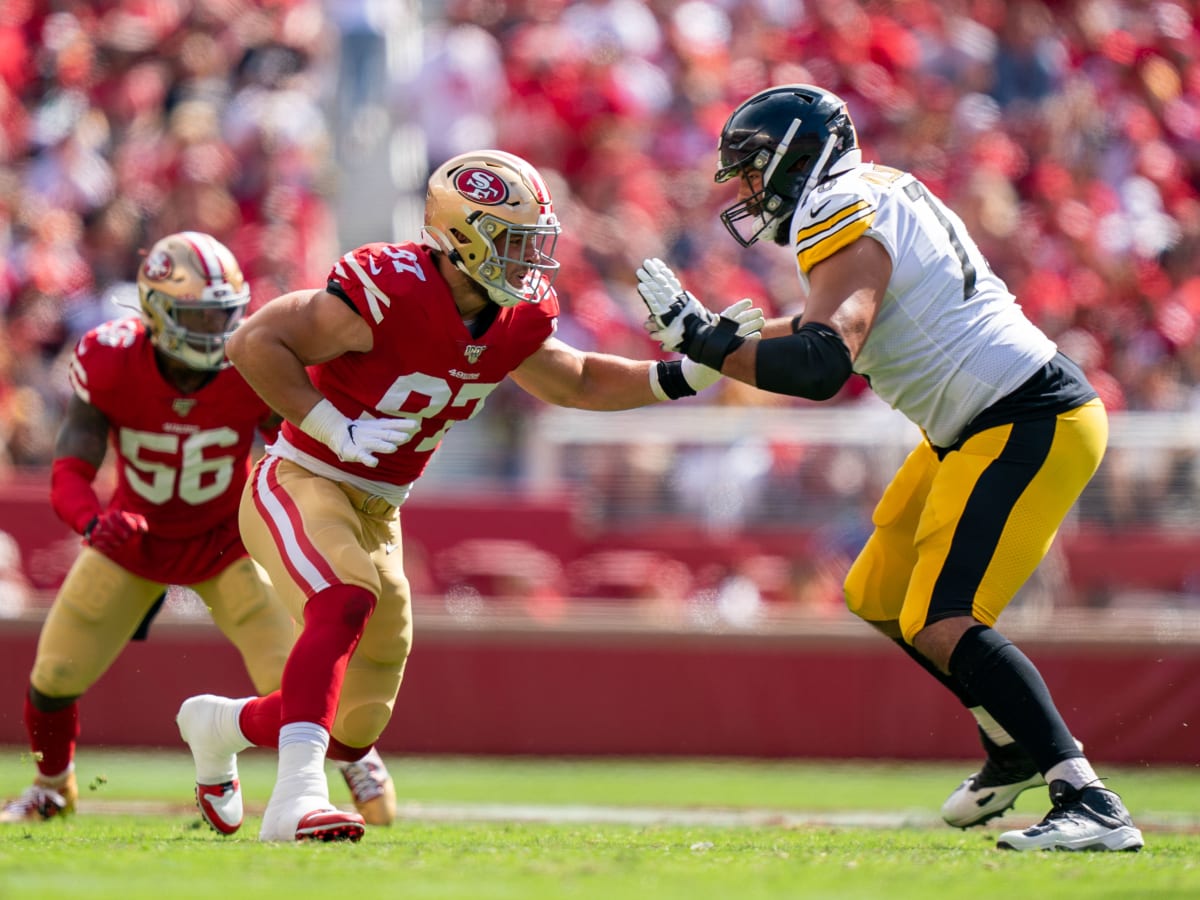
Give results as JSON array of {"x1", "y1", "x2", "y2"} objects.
[{"x1": 341, "y1": 763, "x2": 384, "y2": 802}]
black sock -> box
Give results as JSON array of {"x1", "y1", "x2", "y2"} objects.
[
  {"x1": 892, "y1": 637, "x2": 977, "y2": 708},
  {"x1": 948, "y1": 624, "x2": 1083, "y2": 774}
]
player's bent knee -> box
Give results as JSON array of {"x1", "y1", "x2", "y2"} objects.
[
  {"x1": 335, "y1": 701, "x2": 393, "y2": 749},
  {"x1": 31, "y1": 660, "x2": 88, "y2": 702}
]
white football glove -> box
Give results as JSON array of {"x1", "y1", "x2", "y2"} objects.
[
  {"x1": 637, "y1": 257, "x2": 710, "y2": 353},
  {"x1": 638, "y1": 258, "x2": 765, "y2": 355},
  {"x1": 300, "y1": 399, "x2": 420, "y2": 468},
  {"x1": 647, "y1": 298, "x2": 766, "y2": 401}
]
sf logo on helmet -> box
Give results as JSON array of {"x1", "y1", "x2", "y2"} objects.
[
  {"x1": 143, "y1": 250, "x2": 174, "y2": 281},
  {"x1": 454, "y1": 169, "x2": 509, "y2": 205}
]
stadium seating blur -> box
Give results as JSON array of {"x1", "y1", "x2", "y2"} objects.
[{"x1": 1, "y1": 0, "x2": 1198, "y2": 620}]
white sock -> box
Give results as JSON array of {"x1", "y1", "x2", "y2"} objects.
[
  {"x1": 38, "y1": 762, "x2": 75, "y2": 785},
  {"x1": 275, "y1": 722, "x2": 331, "y2": 804},
  {"x1": 1045, "y1": 757, "x2": 1103, "y2": 790},
  {"x1": 970, "y1": 707, "x2": 1015, "y2": 747},
  {"x1": 187, "y1": 697, "x2": 252, "y2": 783},
  {"x1": 217, "y1": 698, "x2": 252, "y2": 751}
]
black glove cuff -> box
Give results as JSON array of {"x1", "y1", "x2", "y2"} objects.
[
  {"x1": 687, "y1": 318, "x2": 745, "y2": 371},
  {"x1": 654, "y1": 360, "x2": 697, "y2": 400},
  {"x1": 83, "y1": 516, "x2": 99, "y2": 542}
]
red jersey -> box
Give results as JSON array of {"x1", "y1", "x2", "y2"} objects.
[
  {"x1": 279, "y1": 241, "x2": 558, "y2": 485},
  {"x1": 69, "y1": 317, "x2": 275, "y2": 581}
]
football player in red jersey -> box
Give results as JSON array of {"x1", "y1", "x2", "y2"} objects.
[
  {"x1": 175, "y1": 149, "x2": 764, "y2": 842},
  {"x1": 0, "y1": 233, "x2": 297, "y2": 831}
]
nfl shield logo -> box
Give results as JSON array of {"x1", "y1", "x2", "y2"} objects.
[
  {"x1": 173, "y1": 398, "x2": 197, "y2": 416},
  {"x1": 464, "y1": 345, "x2": 486, "y2": 364}
]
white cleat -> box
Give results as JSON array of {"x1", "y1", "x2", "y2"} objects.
[
  {"x1": 194, "y1": 780, "x2": 243, "y2": 836},
  {"x1": 260, "y1": 791, "x2": 365, "y2": 843},
  {"x1": 176, "y1": 694, "x2": 252, "y2": 835},
  {"x1": 0, "y1": 773, "x2": 77, "y2": 824},
  {"x1": 260, "y1": 764, "x2": 364, "y2": 843},
  {"x1": 997, "y1": 781, "x2": 1144, "y2": 852},
  {"x1": 943, "y1": 736, "x2": 1083, "y2": 828}
]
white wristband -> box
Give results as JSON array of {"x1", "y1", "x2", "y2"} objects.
[
  {"x1": 680, "y1": 358, "x2": 721, "y2": 393},
  {"x1": 648, "y1": 364, "x2": 670, "y2": 402},
  {"x1": 299, "y1": 398, "x2": 346, "y2": 449}
]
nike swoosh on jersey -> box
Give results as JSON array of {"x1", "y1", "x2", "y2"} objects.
[{"x1": 809, "y1": 199, "x2": 833, "y2": 218}]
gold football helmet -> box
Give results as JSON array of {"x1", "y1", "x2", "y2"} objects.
[
  {"x1": 136, "y1": 231, "x2": 250, "y2": 370},
  {"x1": 422, "y1": 150, "x2": 561, "y2": 306}
]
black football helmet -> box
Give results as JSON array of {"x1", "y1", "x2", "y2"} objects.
[{"x1": 715, "y1": 84, "x2": 860, "y2": 247}]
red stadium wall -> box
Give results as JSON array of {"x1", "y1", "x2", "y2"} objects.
[
  {"x1": 0, "y1": 616, "x2": 1195, "y2": 764},
  {"x1": 1, "y1": 471, "x2": 1197, "y2": 763},
  {"x1": 4, "y1": 469, "x2": 1200, "y2": 600}
]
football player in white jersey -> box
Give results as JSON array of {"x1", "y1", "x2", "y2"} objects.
[{"x1": 638, "y1": 84, "x2": 1142, "y2": 853}]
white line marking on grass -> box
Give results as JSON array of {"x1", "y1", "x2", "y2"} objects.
[
  {"x1": 75, "y1": 800, "x2": 1198, "y2": 833},
  {"x1": 394, "y1": 802, "x2": 947, "y2": 830}
]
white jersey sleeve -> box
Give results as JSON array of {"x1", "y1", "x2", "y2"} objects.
[{"x1": 790, "y1": 163, "x2": 1057, "y2": 447}]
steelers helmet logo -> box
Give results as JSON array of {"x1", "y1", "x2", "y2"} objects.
[
  {"x1": 454, "y1": 168, "x2": 509, "y2": 205},
  {"x1": 143, "y1": 249, "x2": 174, "y2": 281}
]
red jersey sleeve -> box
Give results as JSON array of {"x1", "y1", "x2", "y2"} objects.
[{"x1": 278, "y1": 241, "x2": 557, "y2": 485}]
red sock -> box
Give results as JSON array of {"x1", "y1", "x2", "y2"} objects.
[
  {"x1": 280, "y1": 584, "x2": 376, "y2": 731},
  {"x1": 238, "y1": 691, "x2": 283, "y2": 748},
  {"x1": 24, "y1": 692, "x2": 79, "y2": 778}
]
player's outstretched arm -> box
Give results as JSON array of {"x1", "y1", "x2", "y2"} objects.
[
  {"x1": 510, "y1": 291, "x2": 763, "y2": 412},
  {"x1": 636, "y1": 258, "x2": 766, "y2": 371}
]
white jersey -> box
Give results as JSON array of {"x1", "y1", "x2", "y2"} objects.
[{"x1": 790, "y1": 162, "x2": 1057, "y2": 447}]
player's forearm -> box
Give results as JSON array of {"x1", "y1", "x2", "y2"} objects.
[
  {"x1": 546, "y1": 356, "x2": 661, "y2": 410},
  {"x1": 714, "y1": 315, "x2": 793, "y2": 383},
  {"x1": 574, "y1": 356, "x2": 662, "y2": 410}
]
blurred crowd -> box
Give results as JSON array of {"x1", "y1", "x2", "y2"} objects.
[
  {"x1": 3, "y1": 0, "x2": 1200, "y2": 465},
  {"x1": 409, "y1": 0, "x2": 1200, "y2": 427},
  {"x1": 1, "y1": 0, "x2": 1199, "y2": 617},
  {"x1": 0, "y1": 0, "x2": 339, "y2": 467}
]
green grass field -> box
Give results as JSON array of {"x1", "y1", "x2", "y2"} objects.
[{"x1": 1, "y1": 748, "x2": 1197, "y2": 899}]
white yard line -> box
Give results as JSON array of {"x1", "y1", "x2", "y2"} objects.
[{"x1": 74, "y1": 799, "x2": 1199, "y2": 833}]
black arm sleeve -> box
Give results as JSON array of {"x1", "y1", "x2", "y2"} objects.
[{"x1": 754, "y1": 322, "x2": 854, "y2": 401}]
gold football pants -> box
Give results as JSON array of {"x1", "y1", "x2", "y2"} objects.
[
  {"x1": 31, "y1": 550, "x2": 293, "y2": 699},
  {"x1": 844, "y1": 400, "x2": 1107, "y2": 643},
  {"x1": 239, "y1": 455, "x2": 413, "y2": 749}
]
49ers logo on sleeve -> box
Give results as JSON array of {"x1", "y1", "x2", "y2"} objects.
[
  {"x1": 454, "y1": 169, "x2": 508, "y2": 204},
  {"x1": 143, "y1": 249, "x2": 173, "y2": 281}
]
